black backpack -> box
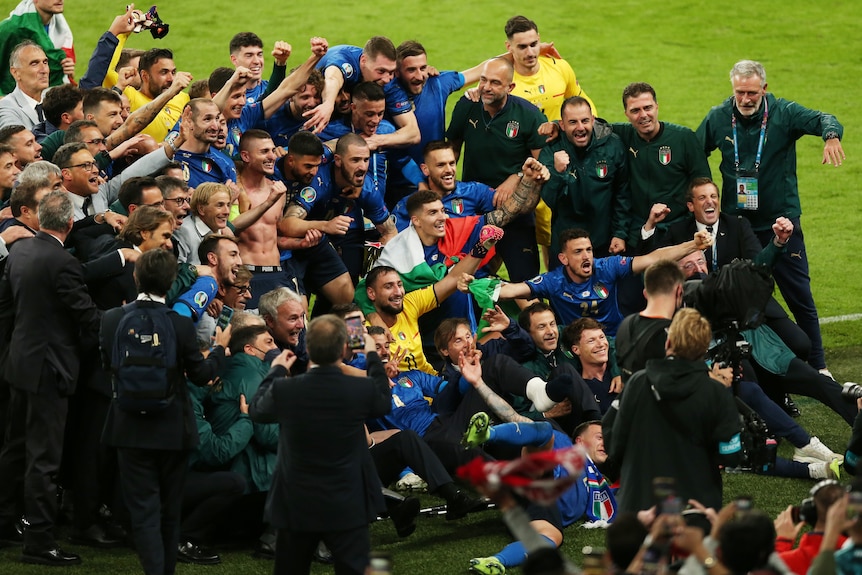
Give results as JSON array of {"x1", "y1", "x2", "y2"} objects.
[{"x1": 111, "y1": 301, "x2": 178, "y2": 415}]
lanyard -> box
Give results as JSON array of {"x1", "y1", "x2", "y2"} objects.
[{"x1": 732, "y1": 97, "x2": 768, "y2": 175}]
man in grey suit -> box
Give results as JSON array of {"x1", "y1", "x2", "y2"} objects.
[
  {"x1": 250, "y1": 315, "x2": 391, "y2": 575},
  {"x1": 0, "y1": 41, "x2": 49, "y2": 130},
  {"x1": 53, "y1": 127, "x2": 187, "y2": 221}
]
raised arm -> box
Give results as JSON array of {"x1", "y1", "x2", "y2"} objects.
[
  {"x1": 302, "y1": 65, "x2": 345, "y2": 134},
  {"x1": 485, "y1": 157, "x2": 547, "y2": 228},
  {"x1": 631, "y1": 230, "x2": 713, "y2": 274},
  {"x1": 261, "y1": 37, "x2": 328, "y2": 119},
  {"x1": 106, "y1": 71, "x2": 192, "y2": 149}
]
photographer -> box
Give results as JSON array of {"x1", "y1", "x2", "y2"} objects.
[
  {"x1": 808, "y1": 480, "x2": 862, "y2": 575},
  {"x1": 773, "y1": 480, "x2": 846, "y2": 574},
  {"x1": 608, "y1": 308, "x2": 741, "y2": 513}
]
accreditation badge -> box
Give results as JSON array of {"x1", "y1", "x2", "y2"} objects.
[{"x1": 736, "y1": 177, "x2": 759, "y2": 210}]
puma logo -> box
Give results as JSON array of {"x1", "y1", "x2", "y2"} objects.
[
  {"x1": 468, "y1": 119, "x2": 479, "y2": 129},
  {"x1": 725, "y1": 136, "x2": 734, "y2": 144},
  {"x1": 790, "y1": 251, "x2": 802, "y2": 259},
  {"x1": 629, "y1": 147, "x2": 638, "y2": 158}
]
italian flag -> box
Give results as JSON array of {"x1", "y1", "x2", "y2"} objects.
[
  {"x1": 355, "y1": 216, "x2": 498, "y2": 318},
  {"x1": 0, "y1": 0, "x2": 74, "y2": 95}
]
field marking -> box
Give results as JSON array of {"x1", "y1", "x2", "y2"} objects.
[{"x1": 820, "y1": 313, "x2": 862, "y2": 325}]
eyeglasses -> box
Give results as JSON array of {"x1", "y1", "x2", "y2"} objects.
[
  {"x1": 165, "y1": 196, "x2": 191, "y2": 206},
  {"x1": 232, "y1": 284, "x2": 251, "y2": 295},
  {"x1": 681, "y1": 258, "x2": 707, "y2": 272},
  {"x1": 143, "y1": 200, "x2": 166, "y2": 208},
  {"x1": 65, "y1": 161, "x2": 98, "y2": 171},
  {"x1": 83, "y1": 138, "x2": 106, "y2": 146}
]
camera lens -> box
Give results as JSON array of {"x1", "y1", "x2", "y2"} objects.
[{"x1": 841, "y1": 382, "x2": 862, "y2": 403}]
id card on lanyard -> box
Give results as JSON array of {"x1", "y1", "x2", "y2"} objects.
[{"x1": 732, "y1": 99, "x2": 768, "y2": 211}]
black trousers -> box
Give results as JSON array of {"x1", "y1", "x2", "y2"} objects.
[
  {"x1": 118, "y1": 448, "x2": 189, "y2": 575},
  {"x1": 0, "y1": 365, "x2": 69, "y2": 549},
  {"x1": 274, "y1": 523, "x2": 369, "y2": 575},
  {"x1": 181, "y1": 470, "x2": 246, "y2": 544},
  {"x1": 370, "y1": 429, "x2": 452, "y2": 492}
]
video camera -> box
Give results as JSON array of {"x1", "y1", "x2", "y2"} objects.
[{"x1": 684, "y1": 260, "x2": 777, "y2": 474}]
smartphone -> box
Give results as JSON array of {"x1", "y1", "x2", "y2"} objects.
[
  {"x1": 346, "y1": 316, "x2": 365, "y2": 350},
  {"x1": 653, "y1": 477, "x2": 682, "y2": 515},
  {"x1": 216, "y1": 306, "x2": 234, "y2": 332}
]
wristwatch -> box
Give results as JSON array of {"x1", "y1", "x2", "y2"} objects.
[{"x1": 702, "y1": 555, "x2": 717, "y2": 569}]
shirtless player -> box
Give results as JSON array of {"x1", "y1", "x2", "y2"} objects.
[{"x1": 236, "y1": 129, "x2": 320, "y2": 309}]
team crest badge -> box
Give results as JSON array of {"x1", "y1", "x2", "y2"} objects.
[
  {"x1": 341, "y1": 62, "x2": 354, "y2": 77},
  {"x1": 201, "y1": 159, "x2": 212, "y2": 173},
  {"x1": 299, "y1": 187, "x2": 316, "y2": 203},
  {"x1": 594, "y1": 283, "x2": 609, "y2": 299},
  {"x1": 181, "y1": 163, "x2": 190, "y2": 182},
  {"x1": 397, "y1": 376, "x2": 414, "y2": 388},
  {"x1": 658, "y1": 146, "x2": 672, "y2": 165},
  {"x1": 398, "y1": 331, "x2": 407, "y2": 341},
  {"x1": 451, "y1": 198, "x2": 464, "y2": 215},
  {"x1": 538, "y1": 85, "x2": 546, "y2": 94},
  {"x1": 595, "y1": 161, "x2": 608, "y2": 178},
  {"x1": 505, "y1": 121, "x2": 520, "y2": 138}
]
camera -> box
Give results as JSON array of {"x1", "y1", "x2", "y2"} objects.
[{"x1": 842, "y1": 382, "x2": 862, "y2": 403}]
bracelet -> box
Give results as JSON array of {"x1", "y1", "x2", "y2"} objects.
[
  {"x1": 773, "y1": 236, "x2": 787, "y2": 248},
  {"x1": 824, "y1": 131, "x2": 839, "y2": 141},
  {"x1": 167, "y1": 138, "x2": 178, "y2": 153}
]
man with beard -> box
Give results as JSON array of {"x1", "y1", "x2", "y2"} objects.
[
  {"x1": 318, "y1": 82, "x2": 424, "y2": 198},
  {"x1": 539, "y1": 96, "x2": 631, "y2": 264},
  {"x1": 282, "y1": 133, "x2": 395, "y2": 285},
  {"x1": 0, "y1": 125, "x2": 42, "y2": 170},
  {"x1": 384, "y1": 41, "x2": 485, "y2": 205},
  {"x1": 303, "y1": 36, "x2": 420, "y2": 147},
  {"x1": 446, "y1": 57, "x2": 547, "y2": 286},
  {"x1": 124, "y1": 48, "x2": 192, "y2": 142},
  {"x1": 485, "y1": 227, "x2": 712, "y2": 337},
  {"x1": 265, "y1": 68, "x2": 324, "y2": 149},
  {"x1": 391, "y1": 141, "x2": 495, "y2": 230},
  {"x1": 173, "y1": 99, "x2": 236, "y2": 188},
  {"x1": 276, "y1": 131, "x2": 354, "y2": 307}
]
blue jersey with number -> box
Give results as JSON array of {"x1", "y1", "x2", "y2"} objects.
[
  {"x1": 175, "y1": 147, "x2": 238, "y2": 188},
  {"x1": 391, "y1": 180, "x2": 495, "y2": 231},
  {"x1": 317, "y1": 45, "x2": 412, "y2": 117},
  {"x1": 525, "y1": 256, "x2": 632, "y2": 335}
]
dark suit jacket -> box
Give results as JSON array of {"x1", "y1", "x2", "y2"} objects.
[
  {"x1": 0, "y1": 232, "x2": 101, "y2": 394},
  {"x1": 249, "y1": 353, "x2": 391, "y2": 532},
  {"x1": 99, "y1": 300, "x2": 225, "y2": 451},
  {"x1": 657, "y1": 212, "x2": 762, "y2": 268}
]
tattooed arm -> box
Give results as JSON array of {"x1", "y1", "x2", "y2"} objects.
[
  {"x1": 459, "y1": 349, "x2": 531, "y2": 424},
  {"x1": 485, "y1": 157, "x2": 548, "y2": 228}
]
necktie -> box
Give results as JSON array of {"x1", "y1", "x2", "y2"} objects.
[
  {"x1": 35, "y1": 103, "x2": 44, "y2": 123},
  {"x1": 82, "y1": 196, "x2": 93, "y2": 217},
  {"x1": 706, "y1": 225, "x2": 717, "y2": 271}
]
